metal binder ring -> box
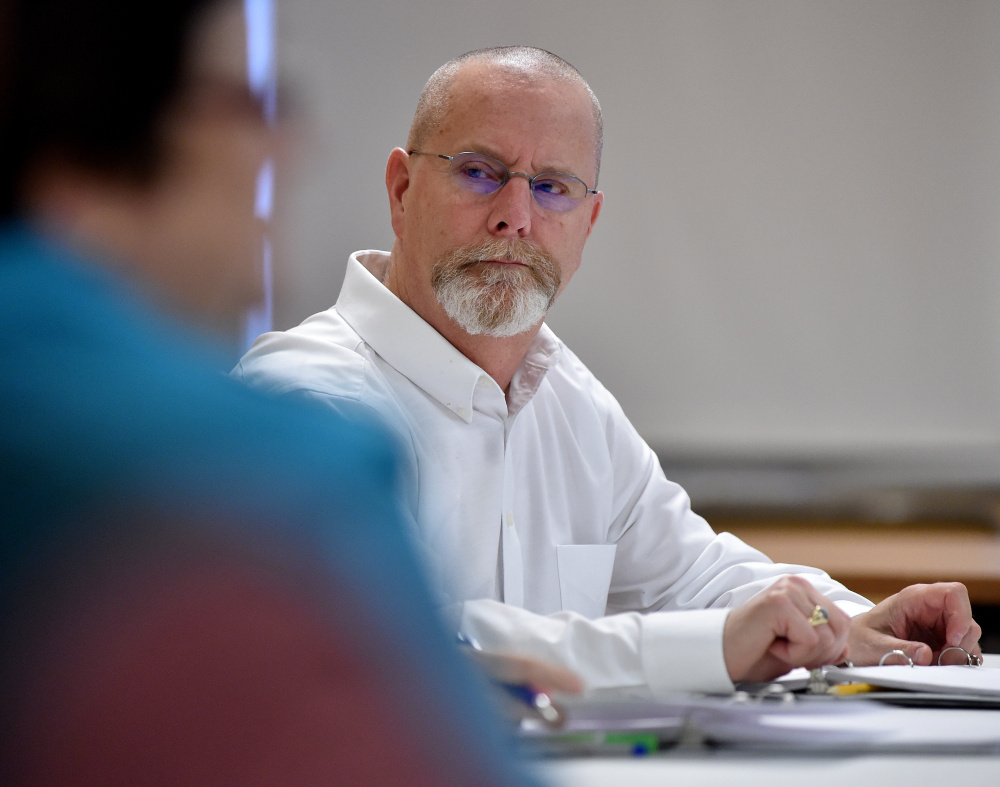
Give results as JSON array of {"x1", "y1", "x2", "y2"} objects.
[
  {"x1": 937, "y1": 646, "x2": 980, "y2": 666},
  {"x1": 878, "y1": 649, "x2": 914, "y2": 667}
]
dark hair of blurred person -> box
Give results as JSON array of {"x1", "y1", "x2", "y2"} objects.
[
  {"x1": 0, "y1": 1, "x2": 538, "y2": 784},
  {"x1": 0, "y1": 0, "x2": 270, "y2": 344}
]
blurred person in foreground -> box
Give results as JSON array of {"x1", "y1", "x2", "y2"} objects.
[
  {"x1": 0, "y1": 2, "x2": 552, "y2": 784},
  {"x1": 236, "y1": 46, "x2": 982, "y2": 697}
]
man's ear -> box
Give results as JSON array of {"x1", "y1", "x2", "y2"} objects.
[
  {"x1": 585, "y1": 190, "x2": 603, "y2": 239},
  {"x1": 386, "y1": 148, "x2": 411, "y2": 239}
]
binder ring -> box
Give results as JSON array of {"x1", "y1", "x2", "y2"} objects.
[
  {"x1": 878, "y1": 649, "x2": 914, "y2": 667},
  {"x1": 937, "y1": 645, "x2": 981, "y2": 667}
]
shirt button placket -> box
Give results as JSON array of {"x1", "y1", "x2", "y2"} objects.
[{"x1": 500, "y1": 420, "x2": 523, "y2": 608}]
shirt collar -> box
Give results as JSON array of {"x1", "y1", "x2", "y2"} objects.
[
  {"x1": 336, "y1": 250, "x2": 561, "y2": 422},
  {"x1": 508, "y1": 325, "x2": 561, "y2": 418}
]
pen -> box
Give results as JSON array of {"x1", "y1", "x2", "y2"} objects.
[
  {"x1": 828, "y1": 682, "x2": 878, "y2": 696},
  {"x1": 456, "y1": 632, "x2": 565, "y2": 727},
  {"x1": 533, "y1": 731, "x2": 658, "y2": 756},
  {"x1": 457, "y1": 631, "x2": 565, "y2": 727},
  {"x1": 499, "y1": 681, "x2": 563, "y2": 726}
]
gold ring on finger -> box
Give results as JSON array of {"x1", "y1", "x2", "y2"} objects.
[{"x1": 808, "y1": 605, "x2": 830, "y2": 627}]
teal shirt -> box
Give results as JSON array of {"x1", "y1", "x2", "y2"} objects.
[{"x1": 0, "y1": 225, "x2": 536, "y2": 784}]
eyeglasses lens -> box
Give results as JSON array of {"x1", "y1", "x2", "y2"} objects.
[{"x1": 449, "y1": 153, "x2": 584, "y2": 213}]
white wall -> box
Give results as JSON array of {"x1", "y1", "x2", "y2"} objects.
[{"x1": 273, "y1": 0, "x2": 1000, "y2": 464}]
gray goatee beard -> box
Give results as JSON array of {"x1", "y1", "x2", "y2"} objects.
[{"x1": 431, "y1": 239, "x2": 561, "y2": 337}]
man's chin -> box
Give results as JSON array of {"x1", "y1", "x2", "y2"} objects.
[{"x1": 451, "y1": 299, "x2": 548, "y2": 338}]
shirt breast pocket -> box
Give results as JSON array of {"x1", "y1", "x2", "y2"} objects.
[{"x1": 556, "y1": 544, "x2": 617, "y2": 619}]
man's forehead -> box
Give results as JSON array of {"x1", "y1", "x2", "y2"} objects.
[
  {"x1": 448, "y1": 62, "x2": 588, "y2": 111},
  {"x1": 435, "y1": 65, "x2": 598, "y2": 169}
]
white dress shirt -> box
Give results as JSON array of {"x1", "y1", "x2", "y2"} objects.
[{"x1": 235, "y1": 250, "x2": 872, "y2": 697}]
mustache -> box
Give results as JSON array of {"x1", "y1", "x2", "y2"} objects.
[
  {"x1": 451, "y1": 238, "x2": 551, "y2": 268},
  {"x1": 433, "y1": 238, "x2": 560, "y2": 292}
]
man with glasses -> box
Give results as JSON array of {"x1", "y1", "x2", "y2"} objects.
[{"x1": 236, "y1": 46, "x2": 981, "y2": 697}]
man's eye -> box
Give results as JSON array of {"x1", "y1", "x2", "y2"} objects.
[
  {"x1": 533, "y1": 178, "x2": 569, "y2": 196},
  {"x1": 461, "y1": 164, "x2": 500, "y2": 181}
]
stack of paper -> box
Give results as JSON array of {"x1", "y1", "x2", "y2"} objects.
[
  {"x1": 823, "y1": 664, "x2": 1000, "y2": 697},
  {"x1": 523, "y1": 664, "x2": 1000, "y2": 755}
]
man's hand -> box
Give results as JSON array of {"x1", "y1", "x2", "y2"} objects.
[
  {"x1": 462, "y1": 649, "x2": 583, "y2": 727},
  {"x1": 847, "y1": 582, "x2": 982, "y2": 666},
  {"x1": 724, "y1": 576, "x2": 851, "y2": 683},
  {"x1": 467, "y1": 650, "x2": 584, "y2": 696}
]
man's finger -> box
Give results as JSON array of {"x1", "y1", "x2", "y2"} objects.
[
  {"x1": 470, "y1": 651, "x2": 584, "y2": 694},
  {"x1": 775, "y1": 603, "x2": 849, "y2": 668},
  {"x1": 874, "y1": 637, "x2": 932, "y2": 666},
  {"x1": 939, "y1": 583, "x2": 976, "y2": 648}
]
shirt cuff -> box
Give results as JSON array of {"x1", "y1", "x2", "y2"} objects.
[{"x1": 641, "y1": 609, "x2": 734, "y2": 696}]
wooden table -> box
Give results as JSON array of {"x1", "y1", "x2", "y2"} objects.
[{"x1": 711, "y1": 516, "x2": 1000, "y2": 604}]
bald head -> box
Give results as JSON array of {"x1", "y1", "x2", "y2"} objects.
[{"x1": 407, "y1": 46, "x2": 603, "y2": 185}]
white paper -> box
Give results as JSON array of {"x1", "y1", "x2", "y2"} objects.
[
  {"x1": 826, "y1": 664, "x2": 1000, "y2": 697},
  {"x1": 691, "y1": 702, "x2": 1000, "y2": 751}
]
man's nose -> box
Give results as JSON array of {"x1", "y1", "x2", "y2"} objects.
[{"x1": 487, "y1": 173, "x2": 534, "y2": 237}]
